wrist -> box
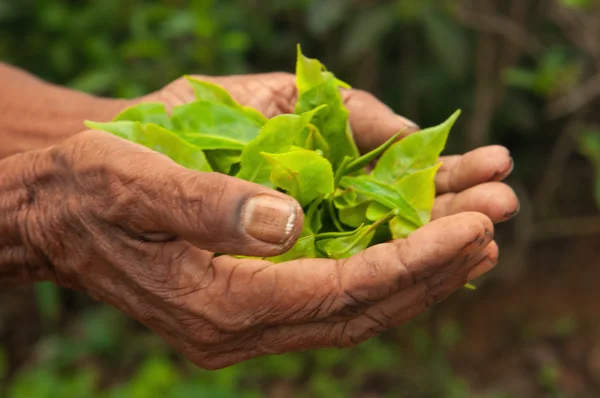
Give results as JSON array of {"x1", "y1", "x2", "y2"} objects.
[
  {"x1": 0, "y1": 63, "x2": 133, "y2": 158},
  {"x1": 0, "y1": 148, "x2": 59, "y2": 286}
]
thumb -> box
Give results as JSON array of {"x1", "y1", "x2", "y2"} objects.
[
  {"x1": 99, "y1": 140, "x2": 304, "y2": 257},
  {"x1": 148, "y1": 170, "x2": 304, "y2": 257}
]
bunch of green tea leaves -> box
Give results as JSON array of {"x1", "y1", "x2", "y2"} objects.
[{"x1": 86, "y1": 46, "x2": 460, "y2": 263}]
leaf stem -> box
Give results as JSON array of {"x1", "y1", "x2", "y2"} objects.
[{"x1": 326, "y1": 195, "x2": 345, "y2": 232}]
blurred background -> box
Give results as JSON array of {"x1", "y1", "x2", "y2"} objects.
[{"x1": 1, "y1": 0, "x2": 600, "y2": 397}]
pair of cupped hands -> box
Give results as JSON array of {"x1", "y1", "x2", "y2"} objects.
[{"x1": 23, "y1": 72, "x2": 518, "y2": 369}]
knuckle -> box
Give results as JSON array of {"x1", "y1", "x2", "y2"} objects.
[
  {"x1": 190, "y1": 172, "x2": 229, "y2": 238},
  {"x1": 335, "y1": 327, "x2": 381, "y2": 348},
  {"x1": 15, "y1": 146, "x2": 90, "y2": 283},
  {"x1": 333, "y1": 320, "x2": 384, "y2": 349},
  {"x1": 99, "y1": 166, "x2": 148, "y2": 225},
  {"x1": 214, "y1": 315, "x2": 254, "y2": 333},
  {"x1": 186, "y1": 322, "x2": 231, "y2": 346},
  {"x1": 351, "y1": 324, "x2": 384, "y2": 346}
]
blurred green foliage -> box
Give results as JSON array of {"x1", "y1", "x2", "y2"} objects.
[
  {"x1": 2, "y1": 0, "x2": 600, "y2": 397},
  {"x1": 4, "y1": 305, "x2": 517, "y2": 398},
  {"x1": 577, "y1": 127, "x2": 600, "y2": 210}
]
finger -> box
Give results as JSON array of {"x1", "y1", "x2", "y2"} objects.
[
  {"x1": 245, "y1": 243, "x2": 497, "y2": 357},
  {"x1": 340, "y1": 89, "x2": 419, "y2": 153},
  {"x1": 196, "y1": 212, "x2": 493, "y2": 329},
  {"x1": 436, "y1": 146, "x2": 514, "y2": 194},
  {"x1": 328, "y1": 227, "x2": 495, "y2": 321},
  {"x1": 432, "y1": 182, "x2": 520, "y2": 223},
  {"x1": 467, "y1": 240, "x2": 499, "y2": 281},
  {"x1": 88, "y1": 131, "x2": 304, "y2": 257}
]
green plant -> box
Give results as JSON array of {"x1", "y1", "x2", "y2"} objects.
[
  {"x1": 577, "y1": 126, "x2": 600, "y2": 211},
  {"x1": 86, "y1": 46, "x2": 459, "y2": 262}
]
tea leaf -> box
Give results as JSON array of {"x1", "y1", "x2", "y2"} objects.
[
  {"x1": 372, "y1": 110, "x2": 460, "y2": 182},
  {"x1": 170, "y1": 101, "x2": 263, "y2": 150},
  {"x1": 268, "y1": 234, "x2": 316, "y2": 263},
  {"x1": 306, "y1": 196, "x2": 325, "y2": 233},
  {"x1": 369, "y1": 164, "x2": 441, "y2": 238},
  {"x1": 316, "y1": 224, "x2": 376, "y2": 259},
  {"x1": 316, "y1": 211, "x2": 394, "y2": 259},
  {"x1": 85, "y1": 121, "x2": 212, "y2": 172},
  {"x1": 114, "y1": 102, "x2": 172, "y2": 129},
  {"x1": 295, "y1": 45, "x2": 360, "y2": 168},
  {"x1": 204, "y1": 150, "x2": 241, "y2": 174},
  {"x1": 394, "y1": 163, "x2": 442, "y2": 225},
  {"x1": 261, "y1": 149, "x2": 334, "y2": 207},
  {"x1": 339, "y1": 201, "x2": 371, "y2": 228},
  {"x1": 185, "y1": 76, "x2": 267, "y2": 125},
  {"x1": 236, "y1": 108, "x2": 324, "y2": 186},
  {"x1": 339, "y1": 175, "x2": 421, "y2": 227},
  {"x1": 342, "y1": 132, "x2": 402, "y2": 176},
  {"x1": 296, "y1": 124, "x2": 331, "y2": 159}
]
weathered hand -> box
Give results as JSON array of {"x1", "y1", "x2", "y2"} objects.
[
  {"x1": 143, "y1": 72, "x2": 519, "y2": 224},
  {"x1": 10, "y1": 131, "x2": 497, "y2": 369}
]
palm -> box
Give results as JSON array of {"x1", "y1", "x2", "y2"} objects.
[{"x1": 151, "y1": 212, "x2": 497, "y2": 370}]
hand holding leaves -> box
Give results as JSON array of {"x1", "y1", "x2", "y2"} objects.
[{"x1": 86, "y1": 46, "x2": 517, "y2": 263}]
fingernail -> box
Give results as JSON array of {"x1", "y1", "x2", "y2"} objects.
[
  {"x1": 242, "y1": 194, "x2": 299, "y2": 244},
  {"x1": 507, "y1": 157, "x2": 515, "y2": 174},
  {"x1": 492, "y1": 157, "x2": 514, "y2": 181},
  {"x1": 503, "y1": 207, "x2": 520, "y2": 221},
  {"x1": 397, "y1": 115, "x2": 419, "y2": 130},
  {"x1": 467, "y1": 257, "x2": 497, "y2": 281}
]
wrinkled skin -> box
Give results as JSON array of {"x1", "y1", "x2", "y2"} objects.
[{"x1": 8, "y1": 73, "x2": 518, "y2": 370}]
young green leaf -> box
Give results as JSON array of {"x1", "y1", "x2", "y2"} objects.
[
  {"x1": 316, "y1": 224, "x2": 375, "y2": 259},
  {"x1": 179, "y1": 133, "x2": 246, "y2": 151},
  {"x1": 185, "y1": 76, "x2": 267, "y2": 125},
  {"x1": 267, "y1": 234, "x2": 316, "y2": 263},
  {"x1": 326, "y1": 195, "x2": 346, "y2": 232},
  {"x1": 296, "y1": 123, "x2": 331, "y2": 159},
  {"x1": 577, "y1": 130, "x2": 600, "y2": 210},
  {"x1": 316, "y1": 211, "x2": 394, "y2": 259},
  {"x1": 170, "y1": 101, "x2": 263, "y2": 150},
  {"x1": 372, "y1": 110, "x2": 460, "y2": 183},
  {"x1": 295, "y1": 46, "x2": 360, "y2": 168},
  {"x1": 236, "y1": 108, "x2": 325, "y2": 186},
  {"x1": 306, "y1": 196, "x2": 325, "y2": 234},
  {"x1": 113, "y1": 102, "x2": 172, "y2": 129},
  {"x1": 365, "y1": 201, "x2": 390, "y2": 222},
  {"x1": 339, "y1": 175, "x2": 421, "y2": 227},
  {"x1": 332, "y1": 187, "x2": 358, "y2": 209},
  {"x1": 342, "y1": 131, "x2": 402, "y2": 175},
  {"x1": 86, "y1": 121, "x2": 212, "y2": 172},
  {"x1": 204, "y1": 150, "x2": 241, "y2": 174},
  {"x1": 334, "y1": 156, "x2": 354, "y2": 187},
  {"x1": 333, "y1": 187, "x2": 371, "y2": 228},
  {"x1": 339, "y1": 201, "x2": 371, "y2": 228},
  {"x1": 315, "y1": 226, "x2": 366, "y2": 240},
  {"x1": 295, "y1": 44, "x2": 326, "y2": 93},
  {"x1": 394, "y1": 163, "x2": 442, "y2": 225},
  {"x1": 260, "y1": 149, "x2": 334, "y2": 207},
  {"x1": 368, "y1": 164, "x2": 442, "y2": 238},
  {"x1": 85, "y1": 120, "x2": 140, "y2": 138}
]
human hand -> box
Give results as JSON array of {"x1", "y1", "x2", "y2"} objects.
[
  {"x1": 9, "y1": 130, "x2": 497, "y2": 369},
  {"x1": 142, "y1": 72, "x2": 519, "y2": 225}
]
